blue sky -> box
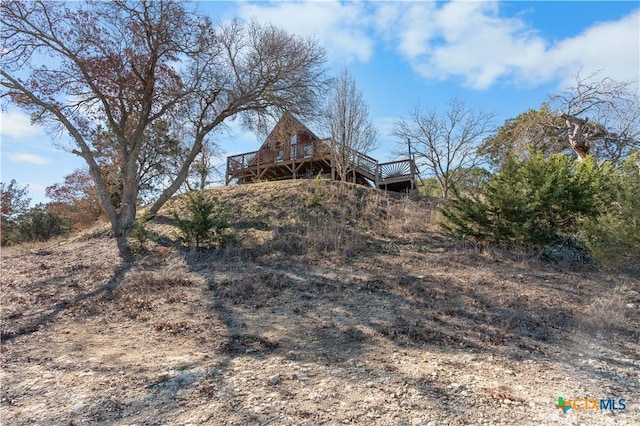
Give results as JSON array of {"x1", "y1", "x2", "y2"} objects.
[{"x1": 1, "y1": 0, "x2": 638, "y2": 205}]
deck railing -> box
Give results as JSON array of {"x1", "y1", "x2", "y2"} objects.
[
  {"x1": 226, "y1": 140, "x2": 333, "y2": 183},
  {"x1": 377, "y1": 159, "x2": 415, "y2": 181},
  {"x1": 227, "y1": 150, "x2": 257, "y2": 172},
  {"x1": 226, "y1": 142, "x2": 327, "y2": 172},
  {"x1": 347, "y1": 148, "x2": 378, "y2": 179},
  {"x1": 227, "y1": 143, "x2": 416, "y2": 190}
]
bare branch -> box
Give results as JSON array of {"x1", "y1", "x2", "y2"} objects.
[
  {"x1": 1, "y1": 0, "x2": 329, "y2": 254},
  {"x1": 393, "y1": 98, "x2": 494, "y2": 198},
  {"x1": 322, "y1": 67, "x2": 377, "y2": 183},
  {"x1": 550, "y1": 71, "x2": 640, "y2": 162}
]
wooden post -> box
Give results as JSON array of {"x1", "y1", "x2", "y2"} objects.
[
  {"x1": 407, "y1": 138, "x2": 416, "y2": 190},
  {"x1": 257, "y1": 150, "x2": 260, "y2": 183},
  {"x1": 330, "y1": 137, "x2": 336, "y2": 181},
  {"x1": 410, "y1": 161, "x2": 415, "y2": 191},
  {"x1": 292, "y1": 140, "x2": 296, "y2": 180}
]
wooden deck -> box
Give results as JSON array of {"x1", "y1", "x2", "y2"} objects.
[{"x1": 226, "y1": 139, "x2": 417, "y2": 192}]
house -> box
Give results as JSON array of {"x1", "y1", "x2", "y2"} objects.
[{"x1": 225, "y1": 113, "x2": 417, "y2": 192}]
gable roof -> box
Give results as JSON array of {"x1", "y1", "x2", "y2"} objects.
[{"x1": 260, "y1": 112, "x2": 322, "y2": 149}]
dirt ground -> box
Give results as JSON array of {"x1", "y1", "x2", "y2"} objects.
[{"x1": 1, "y1": 182, "x2": 639, "y2": 425}]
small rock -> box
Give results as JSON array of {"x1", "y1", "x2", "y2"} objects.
[
  {"x1": 332, "y1": 367, "x2": 346, "y2": 375},
  {"x1": 268, "y1": 374, "x2": 281, "y2": 386},
  {"x1": 308, "y1": 391, "x2": 323, "y2": 401}
]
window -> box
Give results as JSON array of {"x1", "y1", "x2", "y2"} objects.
[{"x1": 290, "y1": 133, "x2": 297, "y2": 159}]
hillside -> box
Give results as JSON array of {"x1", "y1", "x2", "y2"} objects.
[{"x1": 1, "y1": 180, "x2": 639, "y2": 425}]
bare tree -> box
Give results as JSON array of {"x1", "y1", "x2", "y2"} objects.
[
  {"x1": 393, "y1": 99, "x2": 494, "y2": 198},
  {"x1": 1, "y1": 0, "x2": 329, "y2": 258},
  {"x1": 324, "y1": 68, "x2": 377, "y2": 183},
  {"x1": 550, "y1": 71, "x2": 640, "y2": 162},
  {"x1": 184, "y1": 139, "x2": 223, "y2": 191}
]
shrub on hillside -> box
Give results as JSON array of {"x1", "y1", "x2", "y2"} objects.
[
  {"x1": 173, "y1": 192, "x2": 232, "y2": 251},
  {"x1": 2, "y1": 204, "x2": 68, "y2": 245},
  {"x1": 440, "y1": 152, "x2": 611, "y2": 248},
  {"x1": 583, "y1": 152, "x2": 640, "y2": 270}
]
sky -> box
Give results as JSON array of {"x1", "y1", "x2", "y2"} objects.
[{"x1": 1, "y1": 0, "x2": 639, "y2": 205}]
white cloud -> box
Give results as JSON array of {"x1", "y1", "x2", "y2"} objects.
[
  {"x1": 375, "y1": 2, "x2": 548, "y2": 89},
  {"x1": 227, "y1": 1, "x2": 638, "y2": 90},
  {"x1": 236, "y1": 0, "x2": 375, "y2": 63},
  {"x1": 398, "y1": 3, "x2": 439, "y2": 59},
  {"x1": 375, "y1": 2, "x2": 639, "y2": 90},
  {"x1": 6, "y1": 152, "x2": 51, "y2": 165},
  {"x1": 0, "y1": 110, "x2": 44, "y2": 139},
  {"x1": 547, "y1": 10, "x2": 640, "y2": 88}
]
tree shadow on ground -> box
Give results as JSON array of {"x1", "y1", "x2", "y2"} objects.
[
  {"x1": 100, "y1": 249, "x2": 609, "y2": 424},
  {"x1": 1, "y1": 261, "x2": 132, "y2": 342},
  {"x1": 139, "y1": 248, "x2": 636, "y2": 424},
  {"x1": 4, "y1": 232, "x2": 637, "y2": 424}
]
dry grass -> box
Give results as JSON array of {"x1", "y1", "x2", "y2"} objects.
[
  {"x1": 149, "y1": 180, "x2": 437, "y2": 261},
  {"x1": 580, "y1": 282, "x2": 639, "y2": 337},
  {"x1": 2, "y1": 179, "x2": 639, "y2": 425}
]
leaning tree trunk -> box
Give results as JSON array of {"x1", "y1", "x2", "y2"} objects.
[
  {"x1": 561, "y1": 113, "x2": 591, "y2": 160},
  {"x1": 148, "y1": 133, "x2": 206, "y2": 217}
]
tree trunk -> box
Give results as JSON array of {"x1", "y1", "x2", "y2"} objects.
[
  {"x1": 118, "y1": 170, "x2": 139, "y2": 233},
  {"x1": 115, "y1": 234, "x2": 133, "y2": 262},
  {"x1": 561, "y1": 113, "x2": 590, "y2": 160},
  {"x1": 149, "y1": 134, "x2": 205, "y2": 217}
]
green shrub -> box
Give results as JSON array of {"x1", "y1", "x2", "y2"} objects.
[
  {"x1": 440, "y1": 152, "x2": 610, "y2": 248},
  {"x1": 5, "y1": 204, "x2": 67, "y2": 244},
  {"x1": 130, "y1": 213, "x2": 153, "y2": 252},
  {"x1": 417, "y1": 177, "x2": 441, "y2": 198},
  {"x1": 583, "y1": 152, "x2": 640, "y2": 270},
  {"x1": 173, "y1": 192, "x2": 232, "y2": 251},
  {"x1": 305, "y1": 175, "x2": 329, "y2": 207}
]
